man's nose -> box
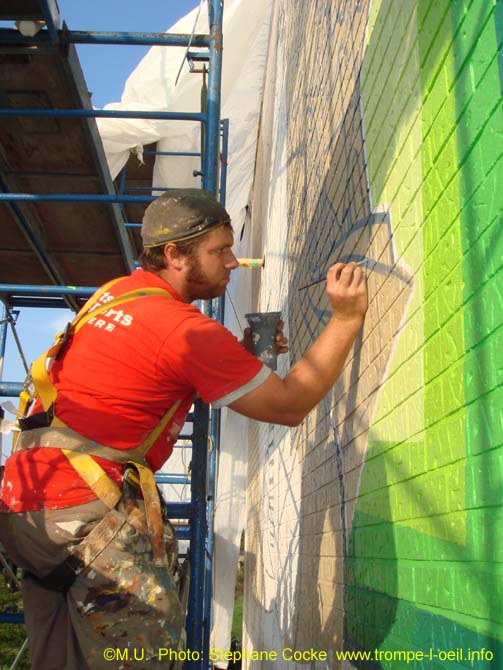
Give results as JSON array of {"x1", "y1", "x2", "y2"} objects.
[{"x1": 224, "y1": 251, "x2": 239, "y2": 270}]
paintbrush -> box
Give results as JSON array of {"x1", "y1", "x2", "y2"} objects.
[{"x1": 298, "y1": 260, "x2": 368, "y2": 291}]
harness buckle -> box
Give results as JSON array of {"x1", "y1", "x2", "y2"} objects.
[
  {"x1": 54, "y1": 322, "x2": 74, "y2": 359},
  {"x1": 18, "y1": 405, "x2": 54, "y2": 432},
  {"x1": 123, "y1": 467, "x2": 141, "y2": 490}
]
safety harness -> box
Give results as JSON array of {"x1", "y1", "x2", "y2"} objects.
[{"x1": 14, "y1": 276, "x2": 187, "y2": 585}]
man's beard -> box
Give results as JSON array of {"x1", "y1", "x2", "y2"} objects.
[
  {"x1": 186, "y1": 254, "x2": 206, "y2": 285},
  {"x1": 186, "y1": 255, "x2": 227, "y2": 300}
]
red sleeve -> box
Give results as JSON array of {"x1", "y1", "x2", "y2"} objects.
[{"x1": 157, "y1": 312, "x2": 266, "y2": 404}]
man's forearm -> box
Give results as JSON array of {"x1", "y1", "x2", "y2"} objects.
[
  {"x1": 281, "y1": 314, "x2": 363, "y2": 423},
  {"x1": 229, "y1": 262, "x2": 368, "y2": 427}
]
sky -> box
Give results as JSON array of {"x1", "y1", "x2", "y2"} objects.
[
  {"x1": 0, "y1": 1, "x2": 200, "y2": 442},
  {"x1": 58, "y1": 0, "x2": 200, "y2": 108}
]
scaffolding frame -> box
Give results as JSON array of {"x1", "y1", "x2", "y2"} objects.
[{"x1": 0, "y1": 2, "x2": 226, "y2": 668}]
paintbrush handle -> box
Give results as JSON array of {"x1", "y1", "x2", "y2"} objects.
[
  {"x1": 238, "y1": 258, "x2": 265, "y2": 268},
  {"x1": 298, "y1": 260, "x2": 367, "y2": 291}
]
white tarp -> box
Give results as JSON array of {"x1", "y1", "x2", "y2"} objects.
[
  {"x1": 98, "y1": 0, "x2": 273, "y2": 660},
  {"x1": 98, "y1": 0, "x2": 272, "y2": 231}
]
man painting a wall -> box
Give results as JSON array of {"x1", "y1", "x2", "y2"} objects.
[{"x1": 0, "y1": 188, "x2": 367, "y2": 669}]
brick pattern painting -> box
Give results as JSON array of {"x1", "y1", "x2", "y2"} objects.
[{"x1": 243, "y1": 1, "x2": 503, "y2": 667}]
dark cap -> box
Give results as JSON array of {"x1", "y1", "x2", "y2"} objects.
[{"x1": 141, "y1": 188, "x2": 231, "y2": 248}]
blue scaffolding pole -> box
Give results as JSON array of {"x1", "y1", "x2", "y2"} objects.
[{"x1": 0, "y1": 2, "x2": 227, "y2": 668}]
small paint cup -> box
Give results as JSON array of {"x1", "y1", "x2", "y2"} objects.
[{"x1": 244, "y1": 311, "x2": 282, "y2": 371}]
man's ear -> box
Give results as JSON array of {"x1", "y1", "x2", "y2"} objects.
[{"x1": 163, "y1": 243, "x2": 185, "y2": 271}]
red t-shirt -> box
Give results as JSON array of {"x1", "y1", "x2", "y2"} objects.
[{"x1": 1, "y1": 270, "x2": 268, "y2": 512}]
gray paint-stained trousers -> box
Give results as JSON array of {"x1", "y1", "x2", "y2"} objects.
[{"x1": 0, "y1": 493, "x2": 184, "y2": 670}]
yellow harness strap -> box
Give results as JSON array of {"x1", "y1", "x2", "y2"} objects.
[
  {"x1": 31, "y1": 281, "x2": 175, "y2": 412},
  {"x1": 61, "y1": 448, "x2": 123, "y2": 509},
  {"x1": 137, "y1": 398, "x2": 183, "y2": 456},
  {"x1": 13, "y1": 277, "x2": 127, "y2": 447},
  {"x1": 23, "y1": 279, "x2": 181, "y2": 526},
  {"x1": 126, "y1": 462, "x2": 168, "y2": 564}
]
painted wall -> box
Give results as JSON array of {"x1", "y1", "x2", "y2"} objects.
[{"x1": 243, "y1": 1, "x2": 503, "y2": 667}]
